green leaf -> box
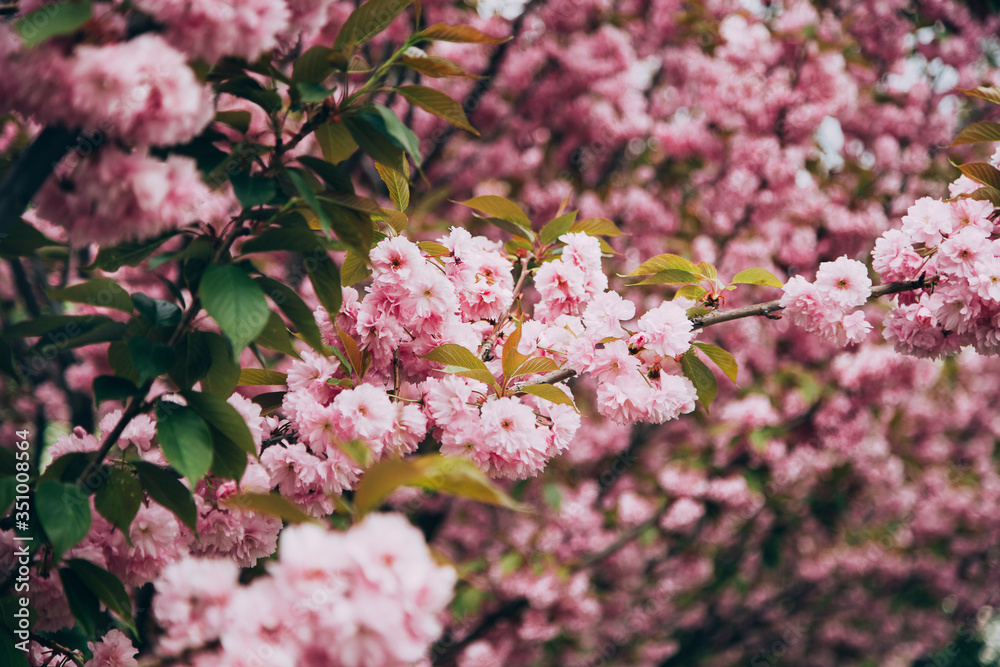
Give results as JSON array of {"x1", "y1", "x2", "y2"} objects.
[
  {"x1": 200, "y1": 264, "x2": 270, "y2": 354},
  {"x1": 40, "y1": 453, "x2": 94, "y2": 484},
  {"x1": 238, "y1": 368, "x2": 288, "y2": 385},
  {"x1": 0, "y1": 479, "x2": 14, "y2": 517},
  {"x1": 66, "y1": 559, "x2": 134, "y2": 631},
  {"x1": 511, "y1": 356, "x2": 561, "y2": 378},
  {"x1": 215, "y1": 110, "x2": 252, "y2": 133},
  {"x1": 254, "y1": 310, "x2": 299, "y2": 357},
  {"x1": 128, "y1": 336, "x2": 177, "y2": 384},
  {"x1": 94, "y1": 467, "x2": 142, "y2": 541},
  {"x1": 967, "y1": 186, "x2": 1000, "y2": 207},
  {"x1": 448, "y1": 367, "x2": 500, "y2": 386},
  {"x1": 516, "y1": 383, "x2": 576, "y2": 408},
  {"x1": 6, "y1": 314, "x2": 113, "y2": 338},
  {"x1": 680, "y1": 349, "x2": 717, "y2": 411},
  {"x1": 155, "y1": 403, "x2": 214, "y2": 482},
  {"x1": 297, "y1": 155, "x2": 354, "y2": 194},
  {"x1": 134, "y1": 462, "x2": 198, "y2": 533},
  {"x1": 36, "y1": 480, "x2": 91, "y2": 561},
  {"x1": 0, "y1": 217, "x2": 59, "y2": 258},
  {"x1": 42, "y1": 279, "x2": 131, "y2": 313},
  {"x1": 230, "y1": 171, "x2": 277, "y2": 208},
  {"x1": 195, "y1": 332, "x2": 240, "y2": 397},
  {"x1": 252, "y1": 391, "x2": 286, "y2": 416},
  {"x1": 344, "y1": 114, "x2": 407, "y2": 173},
  {"x1": 221, "y1": 492, "x2": 319, "y2": 524},
  {"x1": 0, "y1": 627, "x2": 28, "y2": 667},
  {"x1": 422, "y1": 344, "x2": 491, "y2": 372},
  {"x1": 216, "y1": 77, "x2": 282, "y2": 112},
  {"x1": 337, "y1": 324, "x2": 364, "y2": 379},
  {"x1": 958, "y1": 85, "x2": 1000, "y2": 105},
  {"x1": 292, "y1": 45, "x2": 335, "y2": 83},
  {"x1": 17, "y1": 0, "x2": 91, "y2": 48},
  {"x1": 626, "y1": 253, "x2": 700, "y2": 277},
  {"x1": 418, "y1": 23, "x2": 510, "y2": 44},
  {"x1": 32, "y1": 320, "x2": 126, "y2": 356},
  {"x1": 85, "y1": 232, "x2": 178, "y2": 272},
  {"x1": 396, "y1": 85, "x2": 478, "y2": 135},
  {"x1": 399, "y1": 54, "x2": 476, "y2": 78},
  {"x1": 315, "y1": 120, "x2": 358, "y2": 164},
  {"x1": 692, "y1": 342, "x2": 738, "y2": 383},
  {"x1": 337, "y1": 439, "x2": 372, "y2": 468},
  {"x1": 458, "y1": 195, "x2": 531, "y2": 229},
  {"x1": 956, "y1": 162, "x2": 1000, "y2": 191},
  {"x1": 207, "y1": 429, "x2": 248, "y2": 481},
  {"x1": 92, "y1": 376, "x2": 140, "y2": 406},
  {"x1": 132, "y1": 293, "x2": 182, "y2": 328},
  {"x1": 418, "y1": 241, "x2": 450, "y2": 257},
  {"x1": 166, "y1": 333, "x2": 213, "y2": 392},
  {"x1": 254, "y1": 276, "x2": 326, "y2": 354},
  {"x1": 341, "y1": 251, "x2": 373, "y2": 287},
  {"x1": 302, "y1": 249, "x2": 343, "y2": 317},
  {"x1": 675, "y1": 285, "x2": 708, "y2": 300},
  {"x1": 375, "y1": 161, "x2": 410, "y2": 212},
  {"x1": 334, "y1": 0, "x2": 413, "y2": 52},
  {"x1": 320, "y1": 192, "x2": 384, "y2": 216},
  {"x1": 288, "y1": 167, "x2": 333, "y2": 237},
  {"x1": 362, "y1": 105, "x2": 423, "y2": 167},
  {"x1": 108, "y1": 341, "x2": 139, "y2": 384},
  {"x1": 355, "y1": 454, "x2": 525, "y2": 517},
  {"x1": 540, "y1": 211, "x2": 578, "y2": 245},
  {"x1": 951, "y1": 121, "x2": 1000, "y2": 146},
  {"x1": 502, "y1": 325, "x2": 528, "y2": 379},
  {"x1": 635, "y1": 269, "x2": 700, "y2": 285},
  {"x1": 0, "y1": 335, "x2": 19, "y2": 382},
  {"x1": 182, "y1": 391, "x2": 257, "y2": 456},
  {"x1": 730, "y1": 268, "x2": 783, "y2": 288},
  {"x1": 375, "y1": 207, "x2": 409, "y2": 234},
  {"x1": 240, "y1": 220, "x2": 330, "y2": 255},
  {"x1": 58, "y1": 568, "x2": 99, "y2": 635},
  {"x1": 698, "y1": 261, "x2": 717, "y2": 281},
  {"x1": 568, "y1": 217, "x2": 625, "y2": 237}
]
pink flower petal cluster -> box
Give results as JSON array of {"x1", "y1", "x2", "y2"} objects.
[
  {"x1": 423, "y1": 376, "x2": 577, "y2": 479},
  {"x1": 7, "y1": 34, "x2": 213, "y2": 147},
  {"x1": 779, "y1": 257, "x2": 873, "y2": 346},
  {"x1": 34, "y1": 147, "x2": 229, "y2": 247},
  {"x1": 84, "y1": 629, "x2": 138, "y2": 667},
  {"x1": 872, "y1": 177, "x2": 1000, "y2": 358},
  {"x1": 151, "y1": 515, "x2": 456, "y2": 666},
  {"x1": 132, "y1": 0, "x2": 290, "y2": 64},
  {"x1": 534, "y1": 232, "x2": 608, "y2": 322}
]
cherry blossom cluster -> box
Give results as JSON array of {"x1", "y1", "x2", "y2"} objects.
[
  {"x1": 59, "y1": 514, "x2": 453, "y2": 667},
  {"x1": 148, "y1": 514, "x2": 455, "y2": 667},
  {"x1": 779, "y1": 256, "x2": 874, "y2": 346},
  {"x1": 270, "y1": 229, "x2": 706, "y2": 485},
  {"x1": 872, "y1": 160, "x2": 1000, "y2": 358}
]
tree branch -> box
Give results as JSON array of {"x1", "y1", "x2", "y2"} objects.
[
  {"x1": 513, "y1": 277, "x2": 931, "y2": 390},
  {"x1": 0, "y1": 125, "x2": 78, "y2": 241},
  {"x1": 688, "y1": 277, "x2": 929, "y2": 329}
]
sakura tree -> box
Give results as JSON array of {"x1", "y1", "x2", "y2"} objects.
[{"x1": 1, "y1": 1, "x2": 1000, "y2": 666}]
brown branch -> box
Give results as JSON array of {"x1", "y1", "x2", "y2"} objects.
[
  {"x1": 0, "y1": 125, "x2": 79, "y2": 242},
  {"x1": 512, "y1": 277, "x2": 931, "y2": 391},
  {"x1": 688, "y1": 277, "x2": 929, "y2": 329},
  {"x1": 430, "y1": 597, "x2": 529, "y2": 666},
  {"x1": 571, "y1": 503, "x2": 668, "y2": 572}
]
